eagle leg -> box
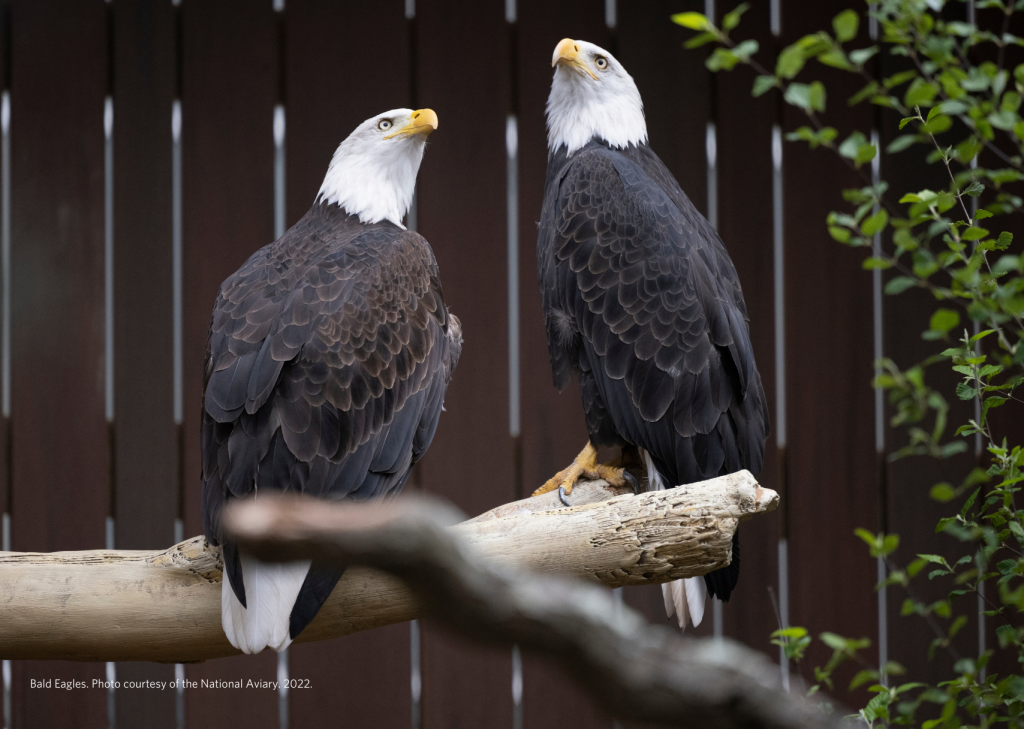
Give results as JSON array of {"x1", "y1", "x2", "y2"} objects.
[{"x1": 531, "y1": 442, "x2": 639, "y2": 506}]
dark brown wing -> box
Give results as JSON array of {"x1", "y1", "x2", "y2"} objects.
[{"x1": 201, "y1": 203, "x2": 460, "y2": 634}]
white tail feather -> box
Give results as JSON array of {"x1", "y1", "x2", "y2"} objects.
[
  {"x1": 221, "y1": 553, "x2": 312, "y2": 654},
  {"x1": 643, "y1": 448, "x2": 706, "y2": 631}
]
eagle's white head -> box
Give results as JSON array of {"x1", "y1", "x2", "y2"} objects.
[
  {"x1": 546, "y1": 38, "x2": 647, "y2": 156},
  {"x1": 317, "y1": 108, "x2": 438, "y2": 227}
]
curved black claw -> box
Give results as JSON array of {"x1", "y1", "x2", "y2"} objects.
[
  {"x1": 623, "y1": 470, "x2": 640, "y2": 496},
  {"x1": 558, "y1": 485, "x2": 572, "y2": 507}
]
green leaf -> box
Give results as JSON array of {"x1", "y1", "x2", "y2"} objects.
[
  {"x1": 861, "y1": 210, "x2": 888, "y2": 236},
  {"x1": 849, "y1": 46, "x2": 878, "y2": 66},
  {"x1": 881, "y1": 534, "x2": 899, "y2": 556},
  {"x1": 706, "y1": 48, "x2": 741, "y2": 72},
  {"x1": 850, "y1": 669, "x2": 878, "y2": 690},
  {"x1": 732, "y1": 39, "x2": 759, "y2": 61},
  {"x1": 752, "y1": 75, "x2": 776, "y2": 97},
  {"x1": 996, "y1": 623, "x2": 1019, "y2": 647},
  {"x1": 960, "y1": 487, "x2": 980, "y2": 518},
  {"x1": 997, "y1": 230, "x2": 1013, "y2": 248},
  {"x1": 904, "y1": 78, "x2": 937, "y2": 108},
  {"x1": 854, "y1": 528, "x2": 877, "y2": 547},
  {"x1": 961, "y1": 226, "x2": 989, "y2": 241},
  {"x1": 819, "y1": 632, "x2": 847, "y2": 650},
  {"x1": 722, "y1": 2, "x2": 749, "y2": 31},
  {"x1": 828, "y1": 226, "x2": 851, "y2": 243},
  {"x1": 848, "y1": 80, "x2": 878, "y2": 106},
  {"x1": 771, "y1": 626, "x2": 808, "y2": 639},
  {"x1": 776, "y1": 44, "x2": 806, "y2": 79},
  {"x1": 684, "y1": 31, "x2": 720, "y2": 49},
  {"x1": 964, "y1": 181, "x2": 985, "y2": 197},
  {"x1": 957, "y1": 381, "x2": 977, "y2": 400},
  {"x1": 929, "y1": 308, "x2": 960, "y2": 335},
  {"x1": 808, "y1": 81, "x2": 826, "y2": 112},
  {"x1": 886, "y1": 134, "x2": 918, "y2": 153},
  {"x1": 899, "y1": 116, "x2": 917, "y2": 130},
  {"x1": 930, "y1": 483, "x2": 957, "y2": 502},
  {"x1": 671, "y1": 12, "x2": 710, "y2": 30},
  {"x1": 783, "y1": 83, "x2": 814, "y2": 110},
  {"x1": 862, "y1": 256, "x2": 891, "y2": 270},
  {"x1": 832, "y1": 9, "x2": 859, "y2": 42},
  {"x1": 885, "y1": 276, "x2": 917, "y2": 295},
  {"x1": 983, "y1": 396, "x2": 1007, "y2": 420}
]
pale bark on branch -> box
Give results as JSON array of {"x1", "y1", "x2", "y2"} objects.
[
  {"x1": 223, "y1": 484, "x2": 836, "y2": 729},
  {"x1": 0, "y1": 471, "x2": 776, "y2": 664}
]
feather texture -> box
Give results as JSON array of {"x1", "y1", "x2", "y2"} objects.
[
  {"x1": 539, "y1": 141, "x2": 769, "y2": 607},
  {"x1": 203, "y1": 202, "x2": 461, "y2": 652},
  {"x1": 221, "y1": 555, "x2": 312, "y2": 654}
]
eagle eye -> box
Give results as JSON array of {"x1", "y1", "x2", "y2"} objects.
[
  {"x1": 377, "y1": 119, "x2": 393, "y2": 132},
  {"x1": 594, "y1": 56, "x2": 609, "y2": 70}
]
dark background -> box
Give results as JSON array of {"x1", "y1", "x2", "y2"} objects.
[{"x1": 0, "y1": 0, "x2": 992, "y2": 727}]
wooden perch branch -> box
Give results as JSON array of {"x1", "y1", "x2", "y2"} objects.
[
  {"x1": 224, "y1": 485, "x2": 831, "y2": 729},
  {"x1": 0, "y1": 471, "x2": 776, "y2": 663}
]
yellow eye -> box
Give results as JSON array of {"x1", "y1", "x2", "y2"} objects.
[
  {"x1": 377, "y1": 119, "x2": 393, "y2": 131},
  {"x1": 595, "y1": 56, "x2": 608, "y2": 70}
]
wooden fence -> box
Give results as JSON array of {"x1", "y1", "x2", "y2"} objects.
[{"x1": 0, "y1": 0, "x2": 998, "y2": 727}]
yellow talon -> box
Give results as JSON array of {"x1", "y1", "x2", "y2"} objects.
[{"x1": 531, "y1": 442, "x2": 639, "y2": 504}]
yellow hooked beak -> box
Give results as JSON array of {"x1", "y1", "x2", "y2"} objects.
[
  {"x1": 552, "y1": 38, "x2": 597, "y2": 80},
  {"x1": 383, "y1": 108, "x2": 439, "y2": 140}
]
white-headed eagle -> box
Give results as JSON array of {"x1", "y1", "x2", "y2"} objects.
[
  {"x1": 534, "y1": 39, "x2": 769, "y2": 628},
  {"x1": 201, "y1": 108, "x2": 462, "y2": 653}
]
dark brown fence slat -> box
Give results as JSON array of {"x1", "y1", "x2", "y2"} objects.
[
  {"x1": 413, "y1": 1, "x2": 514, "y2": 726},
  {"x1": 112, "y1": 0, "x2": 177, "y2": 723},
  {"x1": 8, "y1": 0, "x2": 109, "y2": 725},
  {"x1": 616, "y1": 0, "x2": 713, "y2": 640},
  {"x1": 780, "y1": 1, "x2": 879, "y2": 691},
  {"x1": 711, "y1": 0, "x2": 782, "y2": 655},
  {"x1": 179, "y1": 1, "x2": 278, "y2": 723},
  {"x1": 515, "y1": 1, "x2": 617, "y2": 724},
  {"x1": 284, "y1": 1, "x2": 412, "y2": 724}
]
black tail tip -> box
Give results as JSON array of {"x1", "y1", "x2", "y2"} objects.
[{"x1": 704, "y1": 531, "x2": 740, "y2": 601}]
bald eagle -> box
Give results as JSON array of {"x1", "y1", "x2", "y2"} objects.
[
  {"x1": 533, "y1": 39, "x2": 768, "y2": 628},
  {"x1": 201, "y1": 108, "x2": 462, "y2": 653}
]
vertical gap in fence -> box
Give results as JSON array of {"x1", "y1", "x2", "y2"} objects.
[
  {"x1": 104, "y1": 46, "x2": 117, "y2": 724},
  {"x1": 0, "y1": 9, "x2": 7, "y2": 728},
  {"x1": 771, "y1": 116, "x2": 789, "y2": 691},
  {"x1": 871, "y1": 127, "x2": 889, "y2": 686},
  {"x1": 0, "y1": 9, "x2": 9, "y2": 719},
  {"x1": 172, "y1": 51, "x2": 185, "y2": 729},
  {"x1": 702, "y1": 0, "x2": 725, "y2": 643},
  {"x1": 504, "y1": 0, "x2": 524, "y2": 725},
  {"x1": 867, "y1": 7, "x2": 891, "y2": 688},
  {"x1": 768, "y1": 0, "x2": 791, "y2": 693},
  {"x1": 104, "y1": 4, "x2": 117, "y2": 725},
  {"x1": 271, "y1": 1, "x2": 288, "y2": 725}
]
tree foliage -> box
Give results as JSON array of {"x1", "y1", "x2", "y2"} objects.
[{"x1": 676, "y1": 1, "x2": 1024, "y2": 726}]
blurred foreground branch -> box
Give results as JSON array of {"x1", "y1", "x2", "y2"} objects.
[
  {"x1": 0, "y1": 471, "x2": 777, "y2": 665},
  {"x1": 225, "y1": 487, "x2": 834, "y2": 729}
]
